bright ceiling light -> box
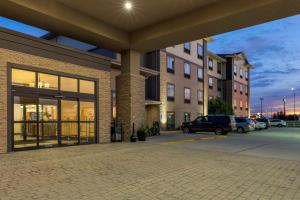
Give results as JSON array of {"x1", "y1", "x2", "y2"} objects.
[{"x1": 124, "y1": 2, "x2": 132, "y2": 10}]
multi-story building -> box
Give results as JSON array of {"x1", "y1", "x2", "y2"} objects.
[
  {"x1": 219, "y1": 52, "x2": 251, "y2": 117},
  {"x1": 207, "y1": 51, "x2": 227, "y2": 100},
  {"x1": 159, "y1": 40, "x2": 207, "y2": 130}
]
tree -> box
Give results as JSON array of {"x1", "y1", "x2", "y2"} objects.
[{"x1": 208, "y1": 97, "x2": 234, "y2": 115}]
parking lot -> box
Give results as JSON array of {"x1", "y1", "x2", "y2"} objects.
[
  {"x1": 149, "y1": 127, "x2": 300, "y2": 161},
  {"x1": 1, "y1": 127, "x2": 300, "y2": 200}
]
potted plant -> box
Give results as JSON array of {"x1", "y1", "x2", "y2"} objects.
[{"x1": 137, "y1": 127, "x2": 147, "y2": 141}]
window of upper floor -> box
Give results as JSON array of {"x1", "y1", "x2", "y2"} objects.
[
  {"x1": 184, "y1": 62, "x2": 191, "y2": 78},
  {"x1": 183, "y1": 42, "x2": 191, "y2": 54},
  {"x1": 234, "y1": 65, "x2": 237, "y2": 76},
  {"x1": 234, "y1": 82, "x2": 237, "y2": 92},
  {"x1": 184, "y1": 87, "x2": 191, "y2": 104},
  {"x1": 208, "y1": 58, "x2": 213, "y2": 70},
  {"x1": 197, "y1": 67, "x2": 203, "y2": 81},
  {"x1": 197, "y1": 90, "x2": 203, "y2": 104},
  {"x1": 240, "y1": 84, "x2": 243, "y2": 94},
  {"x1": 167, "y1": 83, "x2": 175, "y2": 101},
  {"x1": 240, "y1": 68, "x2": 243, "y2": 78},
  {"x1": 217, "y1": 62, "x2": 222, "y2": 74},
  {"x1": 245, "y1": 71, "x2": 249, "y2": 80},
  {"x1": 197, "y1": 44, "x2": 203, "y2": 59},
  {"x1": 167, "y1": 56, "x2": 175, "y2": 73},
  {"x1": 209, "y1": 77, "x2": 213, "y2": 89}
]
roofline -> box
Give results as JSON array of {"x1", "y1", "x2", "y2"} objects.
[{"x1": 208, "y1": 51, "x2": 226, "y2": 62}]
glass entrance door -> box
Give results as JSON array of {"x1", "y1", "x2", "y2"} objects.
[
  {"x1": 38, "y1": 98, "x2": 58, "y2": 147},
  {"x1": 13, "y1": 96, "x2": 96, "y2": 150},
  {"x1": 13, "y1": 96, "x2": 38, "y2": 149}
]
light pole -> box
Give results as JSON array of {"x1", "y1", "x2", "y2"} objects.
[
  {"x1": 283, "y1": 98, "x2": 286, "y2": 118},
  {"x1": 291, "y1": 88, "x2": 296, "y2": 121},
  {"x1": 260, "y1": 97, "x2": 264, "y2": 117}
]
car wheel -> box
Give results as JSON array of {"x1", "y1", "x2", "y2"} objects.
[
  {"x1": 183, "y1": 127, "x2": 190, "y2": 134},
  {"x1": 237, "y1": 127, "x2": 244, "y2": 134},
  {"x1": 215, "y1": 127, "x2": 224, "y2": 135},
  {"x1": 278, "y1": 124, "x2": 283, "y2": 127}
]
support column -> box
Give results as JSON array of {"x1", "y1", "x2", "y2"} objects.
[{"x1": 116, "y1": 50, "x2": 145, "y2": 141}]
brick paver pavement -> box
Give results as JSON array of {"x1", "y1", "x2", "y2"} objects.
[{"x1": 1, "y1": 142, "x2": 300, "y2": 200}]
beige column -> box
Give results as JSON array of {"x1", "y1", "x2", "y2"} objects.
[{"x1": 116, "y1": 50, "x2": 145, "y2": 141}]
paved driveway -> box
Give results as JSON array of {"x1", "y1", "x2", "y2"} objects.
[
  {"x1": 149, "y1": 127, "x2": 300, "y2": 161},
  {"x1": 1, "y1": 128, "x2": 300, "y2": 200}
]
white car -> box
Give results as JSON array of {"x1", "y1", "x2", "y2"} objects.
[
  {"x1": 254, "y1": 120, "x2": 266, "y2": 130},
  {"x1": 270, "y1": 119, "x2": 287, "y2": 127}
]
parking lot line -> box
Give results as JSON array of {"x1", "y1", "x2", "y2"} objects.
[{"x1": 160, "y1": 135, "x2": 227, "y2": 145}]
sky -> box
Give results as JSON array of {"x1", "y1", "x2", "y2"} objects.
[
  {"x1": 1, "y1": 14, "x2": 300, "y2": 116},
  {"x1": 208, "y1": 14, "x2": 300, "y2": 116}
]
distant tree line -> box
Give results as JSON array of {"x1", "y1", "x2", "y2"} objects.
[{"x1": 272, "y1": 111, "x2": 299, "y2": 121}]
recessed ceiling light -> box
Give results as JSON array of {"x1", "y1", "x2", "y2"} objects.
[{"x1": 124, "y1": 1, "x2": 132, "y2": 10}]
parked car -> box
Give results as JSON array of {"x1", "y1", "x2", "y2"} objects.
[
  {"x1": 270, "y1": 119, "x2": 287, "y2": 127},
  {"x1": 181, "y1": 115, "x2": 236, "y2": 135},
  {"x1": 256, "y1": 118, "x2": 270, "y2": 129},
  {"x1": 235, "y1": 117, "x2": 255, "y2": 133},
  {"x1": 253, "y1": 120, "x2": 267, "y2": 130}
]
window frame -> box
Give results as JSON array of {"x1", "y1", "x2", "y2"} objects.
[
  {"x1": 197, "y1": 67, "x2": 203, "y2": 81},
  {"x1": 208, "y1": 77, "x2": 213, "y2": 89},
  {"x1": 183, "y1": 42, "x2": 191, "y2": 54},
  {"x1": 197, "y1": 90, "x2": 203, "y2": 105},
  {"x1": 197, "y1": 44, "x2": 203, "y2": 59},
  {"x1": 184, "y1": 62, "x2": 191, "y2": 79},
  {"x1": 208, "y1": 58, "x2": 213, "y2": 70},
  {"x1": 167, "y1": 83, "x2": 175, "y2": 102},
  {"x1": 167, "y1": 55, "x2": 175, "y2": 74},
  {"x1": 184, "y1": 87, "x2": 191, "y2": 104}
]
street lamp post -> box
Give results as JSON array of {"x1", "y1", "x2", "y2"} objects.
[
  {"x1": 283, "y1": 98, "x2": 286, "y2": 118},
  {"x1": 291, "y1": 88, "x2": 296, "y2": 121},
  {"x1": 260, "y1": 97, "x2": 264, "y2": 117}
]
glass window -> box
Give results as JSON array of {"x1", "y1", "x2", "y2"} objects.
[
  {"x1": 217, "y1": 62, "x2": 222, "y2": 74},
  {"x1": 39, "y1": 98, "x2": 58, "y2": 121},
  {"x1": 80, "y1": 80, "x2": 95, "y2": 94},
  {"x1": 167, "y1": 56, "x2": 175, "y2": 72},
  {"x1": 14, "y1": 96, "x2": 37, "y2": 121},
  {"x1": 234, "y1": 99, "x2": 237, "y2": 107},
  {"x1": 240, "y1": 100, "x2": 243, "y2": 108},
  {"x1": 167, "y1": 83, "x2": 175, "y2": 98},
  {"x1": 80, "y1": 101, "x2": 95, "y2": 121},
  {"x1": 38, "y1": 73, "x2": 58, "y2": 90},
  {"x1": 234, "y1": 65, "x2": 237, "y2": 74},
  {"x1": 184, "y1": 62, "x2": 191, "y2": 75},
  {"x1": 240, "y1": 84, "x2": 243, "y2": 92},
  {"x1": 61, "y1": 77, "x2": 78, "y2": 92},
  {"x1": 197, "y1": 44, "x2": 203, "y2": 58},
  {"x1": 12, "y1": 68, "x2": 36, "y2": 87},
  {"x1": 209, "y1": 77, "x2": 213, "y2": 87},
  {"x1": 112, "y1": 91, "x2": 116, "y2": 119},
  {"x1": 245, "y1": 71, "x2": 249, "y2": 79},
  {"x1": 208, "y1": 58, "x2": 213, "y2": 69},
  {"x1": 197, "y1": 68, "x2": 203, "y2": 80},
  {"x1": 197, "y1": 90, "x2": 203, "y2": 102},
  {"x1": 184, "y1": 88, "x2": 191, "y2": 100},
  {"x1": 234, "y1": 82, "x2": 237, "y2": 91},
  {"x1": 183, "y1": 42, "x2": 191, "y2": 53},
  {"x1": 240, "y1": 68, "x2": 243, "y2": 77},
  {"x1": 61, "y1": 100, "x2": 78, "y2": 121}
]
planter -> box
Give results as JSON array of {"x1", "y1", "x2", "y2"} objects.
[{"x1": 137, "y1": 129, "x2": 147, "y2": 141}]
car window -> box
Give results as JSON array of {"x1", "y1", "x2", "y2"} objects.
[{"x1": 202, "y1": 116, "x2": 209, "y2": 122}]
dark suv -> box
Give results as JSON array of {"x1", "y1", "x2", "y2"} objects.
[{"x1": 181, "y1": 115, "x2": 236, "y2": 135}]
